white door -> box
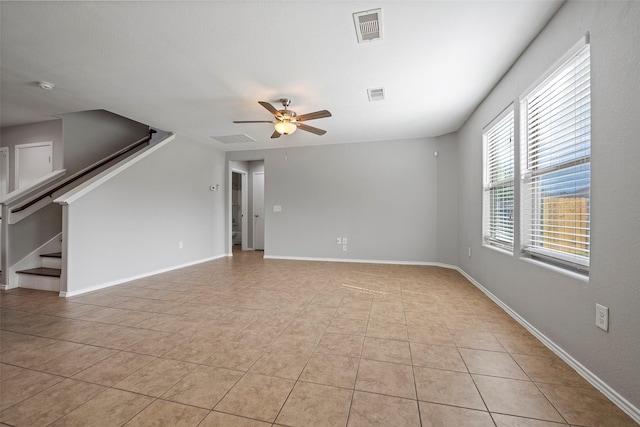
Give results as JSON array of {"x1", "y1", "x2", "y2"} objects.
[
  {"x1": 15, "y1": 142, "x2": 53, "y2": 189},
  {"x1": 253, "y1": 172, "x2": 265, "y2": 250},
  {"x1": 0, "y1": 147, "x2": 8, "y2": 199}
]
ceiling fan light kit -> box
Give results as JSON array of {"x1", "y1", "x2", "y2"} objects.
[
  {"x1": 274, "y1": 121, "x2": 297, "y2": 135},
  {"x1": 234, "y1": 98, "x2": 331, "y2": 139}
]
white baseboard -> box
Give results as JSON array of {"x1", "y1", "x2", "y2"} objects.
[
  {"x1": 455, "y1": 266, "x2": 640, "y2": 424},
  {"x1": 60, "y1": 253, "x2": 228, "y2": 298},
  {"x1": 264, "y1": 254, "x2": 457, "y2": 269}
]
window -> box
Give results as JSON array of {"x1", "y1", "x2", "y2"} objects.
[
  {"x1": 521, "y1": 41, "x2": 590, "y2": 272},
  {"x1": 483, "y1": 109, "x2": 515, "y2": 251}
]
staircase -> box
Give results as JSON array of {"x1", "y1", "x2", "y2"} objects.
[
  {"x1": 2, "y1": 128, "x2": 156, "y2": 294},
  {"x1": 16, "y1": 252, "x2": 61, "y2": 292}
]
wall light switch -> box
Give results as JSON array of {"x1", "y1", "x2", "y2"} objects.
[
  {"x1": 273, "y1": 205, "x2": 282, "y2": 212},
  {"x1": 342, "y1": 245, "x2": 347, "y2": 251},
  {"x1": 337, "y1": 238, "x2": 342, "y2": 245},
  {"x1": 342, "y1": 238, "x2": 348, "y2": 245}
]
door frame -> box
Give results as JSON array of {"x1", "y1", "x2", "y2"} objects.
[
  {"x1": 15, "y1": 141, "x2": 53, "y2": 190},
  {"x1": 230, "y1": 169, "x2": 249, "y2": 251},
  {"x1": 0, "y1": 147, "x2": 8, "y2": 199},
  {"x1": 252, "y1": 171, "x2": 265, "y2": 251}
]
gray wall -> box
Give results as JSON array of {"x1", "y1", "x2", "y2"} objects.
[
  {"x1": 64, "y1": 136, "x2": 226, "y2": 294},
  {"x1": 456, "y1": 0, "x2": 640, "y2": 410},
  {"x1": 228, "y1": 137, "x2": 442, "y2": 263},
  {"x1": 59, "y1": 109, "x2": 149, "y2": 176},
  {"x1": 0, "y1": 119, "x2": 63, "y2": 191},
  {"x1": 435, "y1": 133, "x2": 458, "y2": 266}
]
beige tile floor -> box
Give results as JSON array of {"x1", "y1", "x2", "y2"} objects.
[{"x1": 1, "y1": 250, "x2": 637, "y2": 426}]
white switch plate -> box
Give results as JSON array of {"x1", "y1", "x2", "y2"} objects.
[
  {"x1": 343, "y1": 237, "x2": 348, "y2": 245},
  {"x1": 336, "y1": 237, "x2": 342, "y2": 245},
  {"x1": 178, "y1": 241, "x2": 183, "y2": 249},
  {"x1": 342, "y1": 245, "x2": 347, "y2": 251},
  {"x1": 273, "y1": 205, "x2": 282, "y2": 212},
  {"x1": 596, "y1": 303, "x2": 609, "y2": 331}
]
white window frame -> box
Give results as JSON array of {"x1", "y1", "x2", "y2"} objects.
[
  {"x1": 520, "y1": 35, "x2": 591, "y2": 274},
  {"x1": 483, "y1": 106, "x2": 515, "y2": 252}
]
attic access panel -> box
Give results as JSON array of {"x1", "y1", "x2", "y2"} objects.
[{"x1": 353, "y1": 9, "x2": 383, "y2": 43}]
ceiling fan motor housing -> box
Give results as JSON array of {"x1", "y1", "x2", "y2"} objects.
[{"x1": 277, "y1": 110, "x2": 297, "y2": 120}]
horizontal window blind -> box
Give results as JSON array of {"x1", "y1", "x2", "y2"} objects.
[
  {"x1": 484, "y1": 110, "x2": 514, "y2": 251},
  {"x1": 521, "y1": 43, "x2": 590, "y2": 271}
]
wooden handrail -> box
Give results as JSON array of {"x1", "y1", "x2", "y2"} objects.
[{"x1": 11, "y1": 131, "x2": 154, "y2": 213}]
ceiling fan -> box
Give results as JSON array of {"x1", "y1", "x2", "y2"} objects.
[{"x1": 234, "y1": 98, "x2": 331, "y2": 138}]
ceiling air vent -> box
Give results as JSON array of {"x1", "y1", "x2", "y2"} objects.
[
  {"x1": 367, "y1": 87, "x2": 386, "y2": 102},
  {"x1": 353, "y1": 9, "x2": 383, "y2": 43},
  {"x1": 210, "y1": 134, "x2": 256, "y2": 144}
]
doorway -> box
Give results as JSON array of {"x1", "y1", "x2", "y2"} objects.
[
  {"x1": 15, "y1": 141, "x2": 53, "y2": 190},
  {"x1": 229, "y1": 160, "x2": 264, "y2": 254},
  {"x1": 231, "y1": 171, "x2": 248, "y2": 251}
]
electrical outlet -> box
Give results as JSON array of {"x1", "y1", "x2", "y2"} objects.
[
  {"x1": 336, "y1": 237, "x2": 342, "y2": 245},
  {"x1": 342, "y1": 245, "x2": 347, "y2": 251},
  {"x1": 596, "y1": 303, "x2": 609, "y2": 331},
  {"x1": 343, "y1": 237, "x2": 348, "y2": 245}
]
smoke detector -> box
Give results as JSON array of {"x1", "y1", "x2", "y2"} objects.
[
  {"x1": 353, "y1": 9, "x2": 383, "y2": 43},
  {"x1": 38, "y1": 81, "x2": 55, "y2": 90}
]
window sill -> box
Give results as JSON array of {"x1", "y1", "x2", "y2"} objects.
[
  {"x1": 520, "y1": 256, "x2": 589, "y2": 282},
  {"x1": 483, "y1": 244, "x2": 514, "y2": 257}
]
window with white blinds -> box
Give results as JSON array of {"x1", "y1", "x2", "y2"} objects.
[
  {"x1": 483, "y1": 109, "x2": 514, "y2": 251},
  {"x1": 521, "y1": 42, "x2": 590, "y2": 272}
]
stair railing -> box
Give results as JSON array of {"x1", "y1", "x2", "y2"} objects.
[{"x1": 8, "y1": 131, "x2": 154, "y2": 221}]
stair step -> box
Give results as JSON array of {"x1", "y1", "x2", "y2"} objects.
[
  {"x1": 16, "y1": 268, "x2": 62, "y2": 278},
  {"x1": 40, "y1": 252, "x2": 62, "y2": 258}
]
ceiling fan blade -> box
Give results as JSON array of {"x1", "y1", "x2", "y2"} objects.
[
  {"x1": 297, "y1": 123, "x2": 327, "y2": 135},
  {"x1": 259, "y1": 101, "x2": 282, "y2": 118},
  {"x1": 233, "y1": 120, "x2": 275, "y2": 123},
  {"x1": 270, "y1": 130, "x2": 281, "y2": 139},
  {"x1": 296, "y1": 110, "x2": 332, "y2": 122}
]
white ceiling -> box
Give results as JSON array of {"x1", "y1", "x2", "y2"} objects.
[{"x1": 0, "y1": 1, "x2": 564, "y2": 151}]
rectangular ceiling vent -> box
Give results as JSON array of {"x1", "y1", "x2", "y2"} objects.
[
  {"x1": 367, "y1": 87, "x2": 386, "y2": 102},
  {"x1": 210, "y1": 134, "x2": 256, "y2": 144},
  {"x1": 353, "y1": 9, "x2": 383, "y2": 43}
]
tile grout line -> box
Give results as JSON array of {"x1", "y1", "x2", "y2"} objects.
[{"x1": 345, "y1": 285, "x2": 373, "y2": 427}]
